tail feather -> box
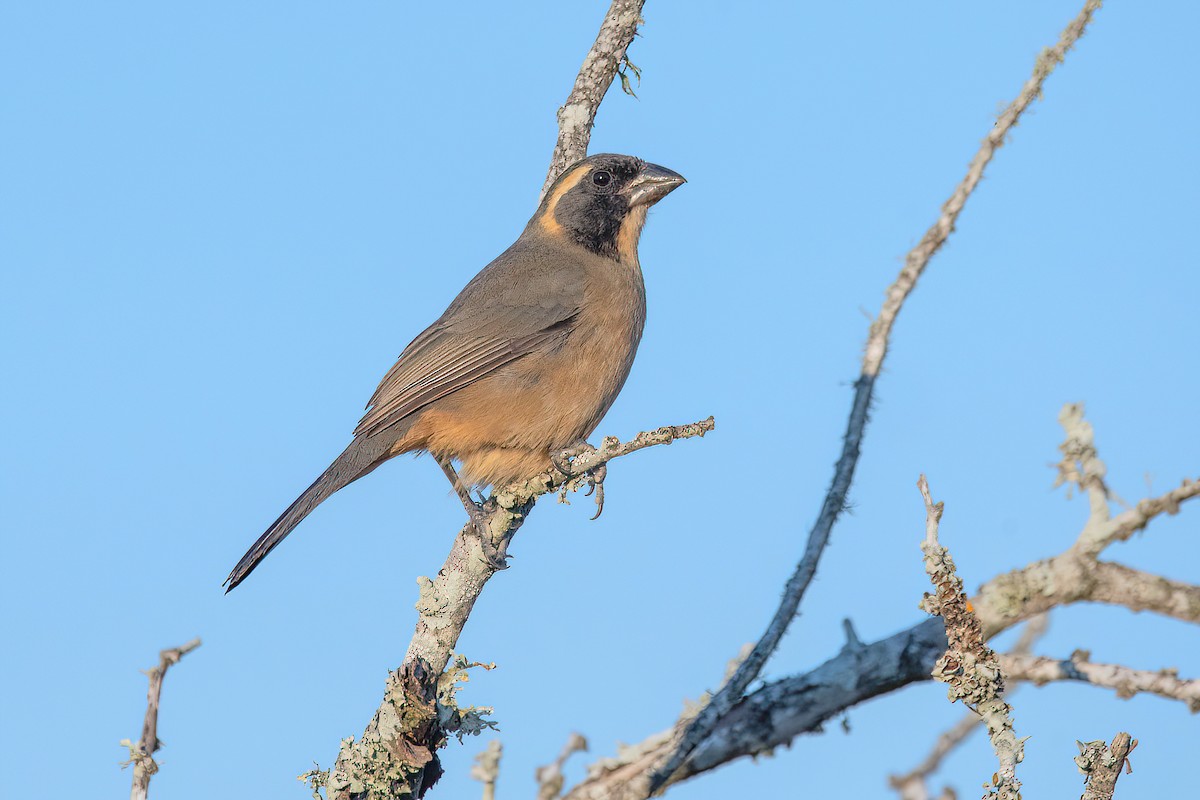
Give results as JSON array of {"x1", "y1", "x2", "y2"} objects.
[{"x1": 224, "y1": 436, "x2": 391, "y2": 592}]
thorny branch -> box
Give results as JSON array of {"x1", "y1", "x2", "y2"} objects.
[
  {"x1": 120, "y1": 638, "x2": 201, "y2": 800},
  {"x1": 917, "y1": 476, "x2": 1022, "y2": 800},
  {"x1": 325, "y1": 419, "x2": 713, "y2": 800},
  {"x1": 646, "y1": 0, "x2": 1107, "y2": 793}
]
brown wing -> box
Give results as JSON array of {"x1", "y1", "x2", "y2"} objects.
[{"x1": 354, "y1": 240, "x2": 584, "y2": 438}]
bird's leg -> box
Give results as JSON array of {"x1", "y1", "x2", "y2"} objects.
[
  {"x1": 434, "y1": 454, "x2": 510, "y2": 570},
  {"x1": 435, "y1": 454, "x2": 480, "y2": 515},
  {"x1": 550, "y1": 440, "x2": 608, "y2": 520}
]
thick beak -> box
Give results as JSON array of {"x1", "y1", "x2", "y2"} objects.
[{"x1": 625, "y1": 162, "x2": 686, "y2": 208}]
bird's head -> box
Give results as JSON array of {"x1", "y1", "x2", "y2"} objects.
[{"x1": 531, "y1": 154, "x2": 685, "y2": 262}]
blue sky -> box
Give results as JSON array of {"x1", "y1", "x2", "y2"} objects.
[{"x1": 2, "y1": 2, "x2": 1197, "y2": 798}]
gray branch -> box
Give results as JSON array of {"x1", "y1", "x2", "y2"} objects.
[{"x1": 1003, "y1": 652, "x2": 1200, "y2": 711}]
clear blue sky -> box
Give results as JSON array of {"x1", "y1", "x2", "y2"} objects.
[{"x1": 3, "y1": 2, "x2": 1197, "y2": 798}]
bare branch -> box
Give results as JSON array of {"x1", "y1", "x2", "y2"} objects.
[
  {"x1": 890, "y1": 715, "x2": 980, "y2": 800},
  {"x1": 976, "y1": 557, "x2": 1200, "y2": 637},
  {"x1": 561, "y1": 620, "x2": 948, "y2": 800},
  {"x1": 1055, "y1": 402, "x2": 1114, "y2": 538},
  {"x1": 917, "y1": 476, "x2": 1022, "y2": 800},
  {"x1": 327, "y1": 418, "x2": 713, "y2": 800},
  {"x1": 120, "y1": 638, "x2": 201, "y2": 800},
  {"x1": 644, "y1": 3, "x2": 1106, "y2": 792},
  {"x1": 537, "y1": 733, "x2": 589, "y2": 800},
  {"x1": 470, "y1": 740, "x2": 502, "y2": 800},
  {"x1": 1076, "y1": 733, "x2": 1137, "y2": 800},
  {"x1": 540, "y1": 0, "x2": 646, "y2": 199},
  {"x1": 1003, "y1": 652, "x2": 1200, "y2": 711},
  {"x1": 1058, "y1": 402, "x2": 1200, "y2": 559},
  {"x1": 864, "y1": 0, "x2": 1104, "y2": 375},
  {"x1": 1101, "y1": 479, "x2": 1200, "y2": 551}
]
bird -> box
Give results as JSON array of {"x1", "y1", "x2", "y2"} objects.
[{"x1": 223, "y1": 153, "x2": 685, "y2": 591}]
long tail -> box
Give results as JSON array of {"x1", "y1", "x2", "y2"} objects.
[{"x1": 224, "y1": 435, "x2": 393, "y2": 592}]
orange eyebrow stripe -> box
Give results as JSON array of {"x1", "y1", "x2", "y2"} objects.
[{"x1": 537, "y1": 163, "x2": 591, "y2": 235}]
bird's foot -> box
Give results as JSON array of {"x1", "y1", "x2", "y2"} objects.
[
  {"x1": 466, "y1": 499, "x2": 512, "y2": 570},
  {"x1": 551, "y1": 440, "x2": 608, "y2": 520}
]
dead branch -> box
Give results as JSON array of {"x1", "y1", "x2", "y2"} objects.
[
  {"x1": 1076, "y1": 733, "x2": 1137, "y2": 800},
  {"x1": 120, "y1": 637, "x2": 201, "y2": 800},
  {"x1": 1003, "y1": 652, "x2": 1200, "y2": 711},
  {"x1": 918, "y1": 476, "x2": 1021, "y2": 800}
]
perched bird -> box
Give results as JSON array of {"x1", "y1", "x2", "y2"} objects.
[{"x1": 224, "y1": 154, "x2": 685, "y2": 591}]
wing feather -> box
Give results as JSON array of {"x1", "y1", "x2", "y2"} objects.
[{"x1": 354, "y1": 238, "x2": 586, "y2": 439}]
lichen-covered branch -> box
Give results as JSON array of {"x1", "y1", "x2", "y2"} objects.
[
  {"x1": 326, "y1": 418, "x2": 713, "y2": 800},
  {"x1": 974, "y1": 402, "x2": 1200, "y2": 636},
  {"x1": 643, "y1": 3, "x2": 1106, "y2": 792},
  {"x1": 1076, "y1": 733, "x2": 1137, "y2": 800},
  {"x1": 1003, "y1": 652, "x2": 1200, "y2": 712},
  {"x1": 888, "y1": 615, "x2": 1050, "y2": 800},
  {"x1": 120, "y1": 637, "x2": 201, "y2": 800},
  {"x1": 539, "y1": 0, "x2": 646, "y2": 200},
  {"x1": 976, "y1": 557, "x2": 1200, "y2": 637},
  {"x1": 917, "y1": 476, "x2": 1022, "y2": 800}
]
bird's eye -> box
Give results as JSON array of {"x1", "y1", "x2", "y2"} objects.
[{"x1": 592, "y1": 170, "x2": 612, "y2": 187}]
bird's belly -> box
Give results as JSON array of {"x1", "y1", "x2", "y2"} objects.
[{"x1": 406, "y1": 306, "x2": 642, "y2": 487}]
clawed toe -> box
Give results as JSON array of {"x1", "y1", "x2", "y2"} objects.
[
  {"x1": 551, "y1": 441, "x2": 607, "y2": 519},
  {"x1": 588, "y1": 470, "x2": 606, "y2": 520},
  {"x1": 468, "y1": 503, "x2": 512, "y2": 569}
]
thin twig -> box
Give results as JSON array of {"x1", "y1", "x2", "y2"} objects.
[
  {"x1": 537, "y1": 733, "x2": 589, "y2": 800},
  {"x1": 1003, "y1": 652, "x2": 1200, "y2": 711},
  {"x1": 121, "y1": 638, "x2": 202, "y2": 800},
  {"x1": 645, "y1": 2, "x2": 1105, "y2": 791},
  {"x1": 1056, "y1": 402, "x2": 1200, "y2": 559},
  {"x1": 539, "y1": 0, "x2": 646, "y2": 200}
]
